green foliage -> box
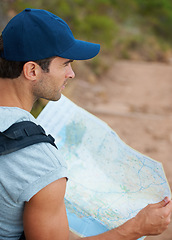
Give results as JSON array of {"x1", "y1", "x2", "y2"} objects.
[
  {"x1": 31, "y1": 99, "x2": 47, "y2": 118},
  {"x1": 2, "y1": 0, "x2": 172, "y2": 116},
  {"x1": 137, "y1": 0, "x2": 172, "y2": 40},
  {"x1": 75, "y1": 14, "x2": 117, "y2": 48},
  {"x1": 6, "y1": 0, "x2": 117, "y2": 48},
  {"x1": 2, "y1": 0, "x2": 172, "y2": 61}
]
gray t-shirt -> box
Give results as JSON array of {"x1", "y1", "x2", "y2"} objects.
[{"x1": 0, "y1": 107, "x2": 68, "y2": 239}]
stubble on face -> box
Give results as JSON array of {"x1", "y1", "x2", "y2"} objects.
[
  {"x1": 31, "y1": 57, "x2": 74, "y2": 102},
  {"x1": 32, "y1": 74, "x2": 62, "y2": 102}
]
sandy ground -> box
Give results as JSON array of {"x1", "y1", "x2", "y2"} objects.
[{"x1": 63, "y1": 60, "x2": 172, "y2": 240}]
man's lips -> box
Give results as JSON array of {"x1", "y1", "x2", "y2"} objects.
[{"x1": 61, "y1": 80, "x2": 68, "y2": 90}]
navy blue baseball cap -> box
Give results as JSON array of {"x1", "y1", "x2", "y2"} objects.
[{"x1": 1, "y1": 8, "x2": 100, "y2": 61}]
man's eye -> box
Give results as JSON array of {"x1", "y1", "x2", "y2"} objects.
[{"x1": 64, "y1": 60, "x2": 73, "y2": 66}]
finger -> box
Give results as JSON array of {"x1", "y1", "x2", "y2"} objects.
[
  {"x1": 163, "y1": 197, "x2": 171, "y2": 206},
  {"x1": 164, "y1": 199, "x2": 172, "y2": 212},
  {"x1": 154, "y1": 197, "x2": 170, "y2": 208}
]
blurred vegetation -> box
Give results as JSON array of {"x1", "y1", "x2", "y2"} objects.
[
  {"x1": 1, "y1": 0, "x2": 172, "y2": 116},
  {"x1": 1, "y1": 0, "x2": 172, "y2": 63},
  {"x1": 0, "y1": 0, "x2": 172, "y2": 60}
]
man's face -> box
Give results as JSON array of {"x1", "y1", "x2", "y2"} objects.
[{"x1": 32, "y1": 57, "x2": 75, "y2": 101}]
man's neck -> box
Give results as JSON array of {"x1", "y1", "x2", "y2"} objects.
[{"x1": 0, "y1": 76, "x2": 34, "y2": 112}]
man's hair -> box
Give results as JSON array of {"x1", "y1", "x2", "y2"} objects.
[{"x1": 0, "y1": 35, "x2": 54, "y2": 79}]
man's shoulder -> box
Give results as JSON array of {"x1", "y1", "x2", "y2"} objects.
[{"x1": 0, "y1": 106, "x2": 36, "y2": 131}]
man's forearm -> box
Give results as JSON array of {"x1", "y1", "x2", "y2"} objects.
[
  {"x1": 72, "y1": 198, "x2": 172, "y2": 240},
  {"x1": 78, "y1": 217, "x2": 141, "y2": 240}
]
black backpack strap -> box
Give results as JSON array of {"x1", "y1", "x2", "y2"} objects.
[
  {"x1": 0, "y1": 121, "x2": 57, "y2": 156},
  {"x1": 19, "y1": 232, "x2": 25, "y2": 240}
]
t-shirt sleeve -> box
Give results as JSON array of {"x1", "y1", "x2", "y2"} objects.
[{"x1": 0, "y1": 142, "x2": 68, "y2": 203}]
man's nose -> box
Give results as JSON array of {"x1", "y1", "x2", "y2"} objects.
[{"x1": 66, "y1": 64, "x2": 75, "y2": 79}]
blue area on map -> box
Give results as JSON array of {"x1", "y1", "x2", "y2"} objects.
[{"x1": 66, "y1": 209, "x2": 109, "y2": 237}]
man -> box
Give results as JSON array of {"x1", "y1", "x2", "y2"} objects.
[{"x1": 0, "y1": 8, "x2": 171, "y2": 240}]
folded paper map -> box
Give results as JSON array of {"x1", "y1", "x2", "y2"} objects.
[{"x1": 37, "y1": 95, "x2": 171, "y2": 240}]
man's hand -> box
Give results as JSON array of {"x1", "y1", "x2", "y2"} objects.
[
  {"x1": 79, "y1": 197, "x2": 172, "y2": 240},
  {"x1": 134, "y1": 197, "x2": 172, "y2": 236},
  {"x1": 23, "y1": 185, "x2": 172, "y2": 240}
]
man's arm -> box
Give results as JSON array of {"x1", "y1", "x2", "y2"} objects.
[
  {"x1": 23, "y1": 178, "x2": 172, "y2": 240},
  {"x1": 23, "y1": 177, "x2": 69, "y2": 240},
  {"x1": 73, "y1": 198, "x2": 172, "y2": 240}
]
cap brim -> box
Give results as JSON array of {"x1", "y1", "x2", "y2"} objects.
[{"x1": 58, "y1": 39, "x2": 100, "y2": 60}]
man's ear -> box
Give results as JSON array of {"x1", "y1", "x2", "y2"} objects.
[{"x1": 23, "y1": 62, "x2": 42, "y2": 81}]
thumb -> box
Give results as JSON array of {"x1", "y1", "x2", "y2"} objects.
[{"x1": 156, "y1": 197, "x2": 170, "y2": 208}]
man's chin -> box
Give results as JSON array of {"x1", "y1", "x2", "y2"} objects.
[
  {"x1": 41, "y1": 92, "x2": 62, "y2": 102},
  {"x1": 52, "y1": 93, "x2": 62, "y2": 101}
]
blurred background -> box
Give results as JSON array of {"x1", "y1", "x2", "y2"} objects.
[
  {"x1": 1, "y1": 1, "x2": 172, "y2": 239},
  {"x1": 1, "y1": 0, "x2": 172, "y2": 62}
]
